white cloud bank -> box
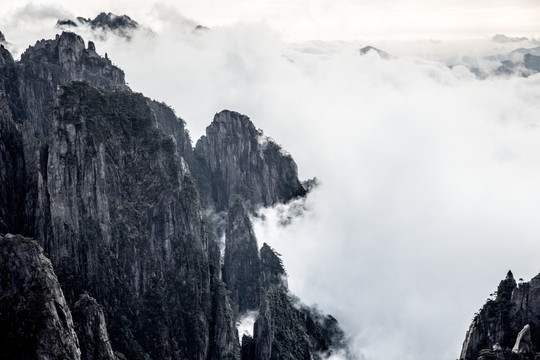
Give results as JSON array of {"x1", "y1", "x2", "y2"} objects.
[{"x1": 3, "y1": 4, "x2": 540, "y2": 360}]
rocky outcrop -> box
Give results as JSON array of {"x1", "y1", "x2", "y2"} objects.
[
  {"x1": 149, "y1": 99, "x2": 194, "y2": 165},
  {"x1": 0, "y1": 33, "x2": 239, "y2": 360},
  {"x1": 460, "y1": 271, "x2": 540, "y2": 360},
  {"x1": 0, "y1": 31, "x2": 6, "y2": 44},
  {"x1": 223, "y1": 197, "x2": 262, "y2": 313},
  {"x1": 0, "y1": 31, "x2": 349, "y2": 360},
  {"x1": 0, "y1": 234, "x2": 81, "y2": 359},
  {"x1": 79, "y1": 13, "x2": 139, "y2": 32},
  {"x1": 359, "y1": 46, "x2": 396, "y2": 60},
  {"x1": 0, "y1": 43, "x2": 39, "y2": 240},
  {"x1": 512, "y1": 325, "x2": 533, "y2": 355},
  {"x1": 73, "y1": 294, "x2": 116, "y2": 360},
  {"x1": 222, "y1": 199, "x2": 290, "y2": 314},
  {"x1": 45, "y1": 81, "x2": 238, "y2": 360},
  {"x1": 260, "y1": 243, "x2": 287, "y2": 290},
  {"x1": 194, "y1": 110, "x2": 306, "y2": 211},
  {"x1": 57, "y1": 13, "x2": 140, "y2": 39},
  {"x1": 243, "y1": 285, "x2": 348, "y2": 360},
  {"x1": 18, "y1": 32, "x2": 128, "y2": 136}
]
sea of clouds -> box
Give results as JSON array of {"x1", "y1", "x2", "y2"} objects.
[{"x1": 2, "y1": 4, "x2": 540, "y2": 360}]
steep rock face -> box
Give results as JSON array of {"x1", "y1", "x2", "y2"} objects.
[
  {"x1": 223, "y1": 198, "x2": 262, "y2": 313},
  {"x1": 1, "y1": 34, "x2": 238, "y2": 360},
  {"x1": 0, "y1": 234, "x2": 81, "y2": 360},
  {"x1": 149, "y1": 99, "x2": 194, "y2": 165},
  {"x1": 208, "y1": 275, "x2": 241, "y2": 360},
  {"x1": 194, "y1": 110, "x2": 306, "y2": 212},
  {"x1": 45, "y1": 81, "x2": 236, "y2": 360},
  {"x1": 245, "y1": 286, "x2": 347, "y2": 360},
  {"x1": 73, "y1": 293, "x2": 116, "y2": 360},
  {"x1": 18, "y1": 32, "x2": 128, "y2": 136},
  {"x1": 259, "y1": 243, "x2": 287, "y2": 290},
  {"x1": 196, "y1": 109, "x2": 306, "y2": 317},
  {"x1": 0, "y1": 45, "x2": 27, "y2": 235},
  {"x1": 222, "y1": 200, "x2": 290, "y2": 314},
  {"x1": 460, "y1": 271, "x2": 540, "y2": 360},
  {"x1": 0, "y1": 31, "x2": 351, "y2": 360}
]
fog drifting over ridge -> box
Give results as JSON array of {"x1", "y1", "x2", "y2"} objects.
[{"x1": 3, "y1": 4, "x2": 540, "y2": 360}]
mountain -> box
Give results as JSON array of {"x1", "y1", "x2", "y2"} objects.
[
  {"x1": 507, "y1": 46, "x2": 540, "y2": 58},
  {"x1": 0, "y1": 31, "x2": 349, "y2": 359},
  {"x1": 490, "y1": 45, "x2": 540, "y2": 78},
  {"x1": 524, "y1": 54, "x2": 540, "y2": 72},
  {"x1": 359, "y1": 46, "x2": 396, "y2": 60},
  {"x1": 194, "y1": 110, "x2": 307, "y2": 212},
  {"x1": 57, "y1": 13, "x2": 140, "y2": 39},
  {"x1": 0, "y1": 234, "x2": 82, "y2": 359},
  {"x1": 460, "y1": 271, "x2": 540, "y2": 360}
]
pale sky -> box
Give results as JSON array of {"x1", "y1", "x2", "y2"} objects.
[{"x1": 2, "y1": 0, "x2": 540, "y2": 41}]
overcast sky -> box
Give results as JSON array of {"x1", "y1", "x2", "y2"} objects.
[
  {"x1": 2, "y1": 2, "x2": 540, "y2": 360},
  {"x1": 2, "y1": 0, "x2": 540, "y2": 41}
]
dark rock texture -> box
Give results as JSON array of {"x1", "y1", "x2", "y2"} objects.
[
  {"x1": 46, "y1": 81, "x2": 236, "y2": 360},
  {"x1": 194, "y1": 110, "x2": 306, "y2": 212},
  {"x1": 57, "y1": 12, "x2": 139, "y2": 38},
  {"x1": 18, "y1": 32, "x2": 128, "y2": 136},
  {"x1": 222, "y1": 199, "x2": 290, "y2": 314},
  {"x1": 223, "y1": 197, "x2": 262, "y2": 313},
  {"x1": 244, "y1": 285, "x2": 348, "y2": 360},
  {"x1": 0, "y1": 31, "x2": 348, "y2": 360},
  {"x1": 0, "y1": 34, "x2": 238, "y2": 359},
  {"x1": 149, "y1": 99, "x2": 194, "y2": 165},
  {"x1": 80, "y1": 13, "x2": 139, "y2": 32},
  {"x1": 0, "y1": 234, "x2": 81, "y2": 360},
  {"x1": 460, "y1": 271, "x2": 540, "y2": 360},
  {"x1": 73, "y1": 293, "x2": 116, "y2": 360},
  {"x1": 260, "y1": 243, "x2": 287, "y2": 290}
]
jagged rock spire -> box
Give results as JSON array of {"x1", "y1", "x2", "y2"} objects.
[{"x1": 194, "y1": 110, "x2": 306, "y2": 211}]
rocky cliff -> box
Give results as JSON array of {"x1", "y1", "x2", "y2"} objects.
[
  {"x1": 72, "y1": 293, "x2": 116, "y2": 360},
  {"x1": 57, "y1": 12, "x2": 140, "y2": 40},
  {"x1": 460, "y1": 271, "x2": 540, "y2": 360},
  {"x1": 194, "y1": 110, "x2": 306, "y2": 212},
  {"x1": 0, "y1": 30, "x2": 347, "y2": 360},
  {"x1": 0, "y1": 234, "x2": 81, "y2": 360},
  {"x1": 18, "y1": 32, "x2": 129, "y2": 136},
  {"x1": 242, "y1": 285, "x2": 348, "y2": 360}
]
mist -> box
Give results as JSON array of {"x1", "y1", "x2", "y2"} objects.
[{"x1": 3, "y1": 3, "x2": 540, "y2": 360}]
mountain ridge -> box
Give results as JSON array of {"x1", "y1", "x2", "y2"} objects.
[{"x1": 0, "y1": 31, "x2": 349, "y2": 360}]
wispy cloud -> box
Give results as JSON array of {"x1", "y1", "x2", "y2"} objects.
[{"x1": 492, "y1": 34, "x2": 530, "y2": 43}]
